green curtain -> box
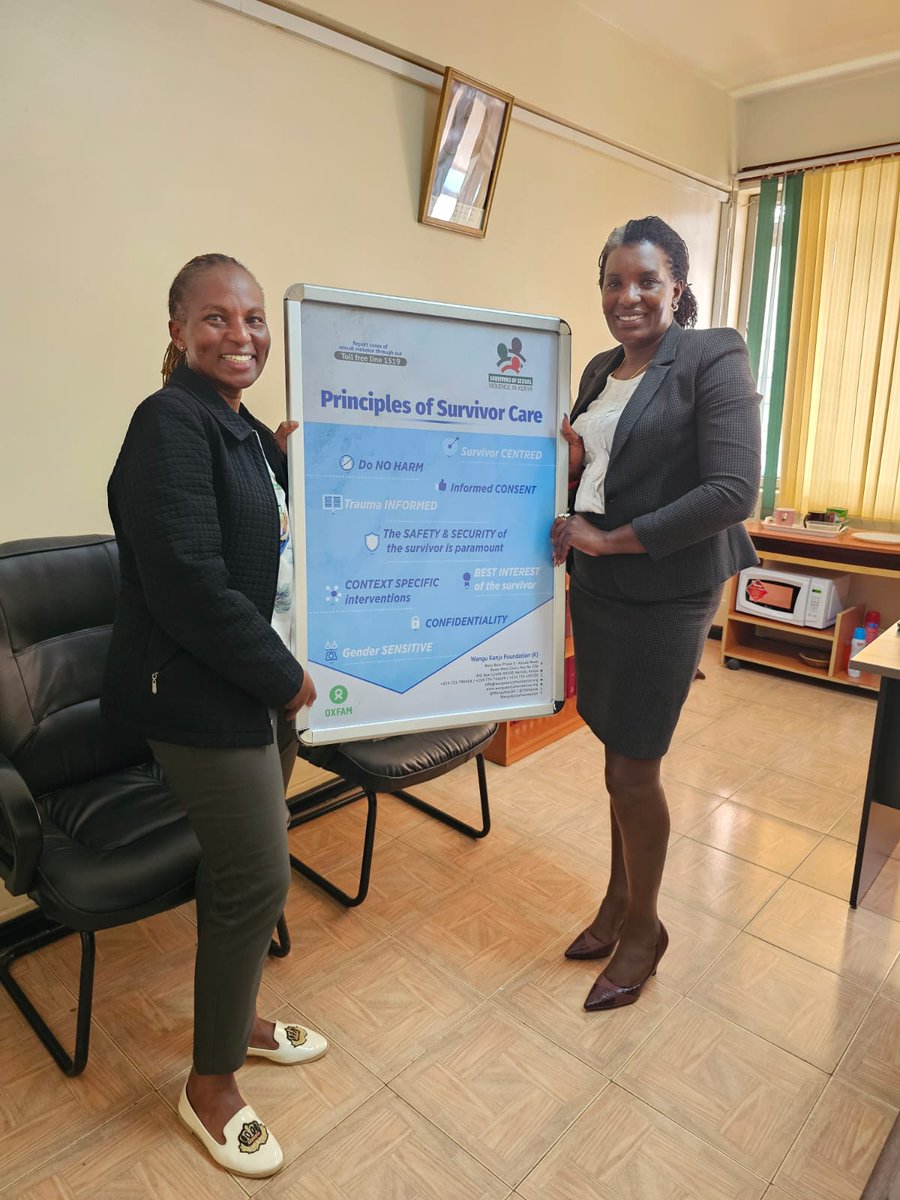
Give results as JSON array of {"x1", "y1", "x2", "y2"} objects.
[
  {"x1": 745, "y1": 176, "x2": 778, "y2": 386},
  {"x1": 742, "y1": 174, "x2": 805, "y2": 517},
  {"x1": 760, "y1": 173, "x2": 803, "y2": 517}
]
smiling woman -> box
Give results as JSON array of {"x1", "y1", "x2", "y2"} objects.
[
  {"x1": 161, "y1": 253, "x2": 270, "y2": 402},
  {"x1": 101, "y1": 253, "x2": 324, "y2": 1179},
  {"x1": 550, "y1": 215, "x2": 760, "y2": 1018}
]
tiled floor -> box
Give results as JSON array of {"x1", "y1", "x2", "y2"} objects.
[{"x1": 3, "y1": 641, "x2": 899, "y2": 1199}]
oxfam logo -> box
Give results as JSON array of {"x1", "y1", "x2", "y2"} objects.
[{"x1": 329, "y1": 684, "x2": 349, "y2": 705}]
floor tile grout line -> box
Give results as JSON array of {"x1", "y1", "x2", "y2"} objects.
[
  {"x1": 668, "y1": 991, "x2": 834, "y2": 1092},
  {"x1": 0, "y1": 1091, "x2": 165, "y2": 1193},
  {"x1": 681, "y1": 927, "x2": 749, "y2": 1007},
  {"x1": 765, "y1": 1074, "x2": 900, "y2": 1193},
  {"x1": 489, "y1": 975, "x2": 677, "y2": 1075},
  {"x1": 386, "y1": 921, "x2": 567, "y2": 1000},
  {"x1": 683, "y1": 926, "x2": 879, "y2": 1057},
  {"x1": 756, "y1": 873, "x2": 900, "y2": 940},
  {"x1": 264, "y1": 962, "x2": 490, "y2": 1082},
  {"x1": 4, "y1": 651, "x2": 886, "y2": 1198},
  {"x1": 346, "y1": 877, "x2": 479, "y2": 940},
  {"x1": 750, "y1": 934, "x2": 899, "y2": 996},
  {"x1": 788, "y1": 832, "x2": 839, "y2": 881},
  {"x1": 379, "y1": 994, "x2": 496, "y2": 1084},
  {"x1": 380, "y1": 1076, "x2": 526, "y2": 1193},
  {"x1": 684, "y1": 793, "x2": 835, "y2": 850},
  {"x1": 246, "y1": 1081, "x2": 392, "y2": 1186},
  {"x1": 10, "y1": 950, "x2": 164, "y2": 1093},
  {"x1": 609, "y1": 991, "x2": 691, "y2": 1088},
  {"x1": 670, "y1": 830, "x2": 797, "y2": 883},
  {"x1": 830, "y1": 990, "x2": 900, "y2": 1101},
  {"x1": 512, "y1": 1076, "x2": 615, "y2": 1194},
  {"x1": 608, "y1": 1010, "x2": 776, "y2": 1186}
]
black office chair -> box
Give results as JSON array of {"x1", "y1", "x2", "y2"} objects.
[
  {"x1": 289, "y1": 723, "x2": 497, "y2": 906},
  {"x1": 0, "y1": 535, "x2": 288, "y2": 1075}
]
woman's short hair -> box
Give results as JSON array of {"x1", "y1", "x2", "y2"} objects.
[
  {"x1": 598, "y1": 216, "x2": 698, "y2": 328},
  {"x1": 161, "y1": 253, "x2": 260, "y2": 383}
]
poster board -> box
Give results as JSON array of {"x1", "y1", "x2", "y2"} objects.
[{"x1": 285, "y1": 285, "x2": 570, "y2": 744}]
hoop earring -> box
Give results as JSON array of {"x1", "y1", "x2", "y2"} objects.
[{"x1": 672, "y1": 299, "x2": 680, "y2": 311}]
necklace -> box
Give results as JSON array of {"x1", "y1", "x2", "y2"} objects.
[{"x1": 612, "y1": 360, "x2": 651, "y2": 382}]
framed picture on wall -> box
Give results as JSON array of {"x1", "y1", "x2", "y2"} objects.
[{"x1": 419, "y1": 68, "x2": 513, "y2": 238}]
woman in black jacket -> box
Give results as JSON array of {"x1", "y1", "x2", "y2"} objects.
[
  {"x1": 103, "y1": 253, "x2": 322, "y2": 1178},
  {"x1": 552, "y1": 218, "x2": 760, "y2": 1014}
]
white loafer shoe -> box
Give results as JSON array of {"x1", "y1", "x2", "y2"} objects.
[
  {"x1": 247, "y1": 1020, "x2": 328, "y2": 1064},
  {"x1": 178, "y1": 1084, "x2": 284, "y2": 1178}
]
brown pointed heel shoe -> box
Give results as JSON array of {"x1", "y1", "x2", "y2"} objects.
[
  {"x1": 564, "y1": 927, "x2": 618, "y2": 960},
  {"x1": 583, "y1": 923, "x2": 668, "y2": 1011}
]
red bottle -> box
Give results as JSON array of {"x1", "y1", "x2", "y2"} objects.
[{"x1": 865, "y1": 610, "x2": 881, "y2": 643}]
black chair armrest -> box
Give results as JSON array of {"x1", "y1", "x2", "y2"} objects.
[{"x1": 0, "y1": 754, "x2": 42, "y2": 895}]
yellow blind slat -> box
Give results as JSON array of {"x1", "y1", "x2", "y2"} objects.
[{"x1": 777, "y1": 159, "x2": 900, "y2": 523}]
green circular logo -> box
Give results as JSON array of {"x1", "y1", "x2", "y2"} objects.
[{"x1": 329, "y1": 684, "x2": 349, "y2": 704}]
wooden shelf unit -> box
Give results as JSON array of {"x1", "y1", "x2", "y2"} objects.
[
  {"x1": 720, "y1": 520, "x2": 900, "y2": 691},
  {"x1": 721, "y1": 586, "x2": 878, "y2": 690},
  {"x1": 484, "y1": 624, "x2": 582, "y2": 766},
  {"x1": 484, "y1": 692, "x2": 582, "y2": 766}
]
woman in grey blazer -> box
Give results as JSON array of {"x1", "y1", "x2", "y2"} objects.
[{"x1": 551, "y1": 217, "x2": 760, "y2": 1012}]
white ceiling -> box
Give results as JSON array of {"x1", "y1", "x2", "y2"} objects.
[{"x1": 574, "y1": 0, "x2": 900, "y2": 93}]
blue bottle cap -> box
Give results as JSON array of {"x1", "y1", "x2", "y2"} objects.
[{"x1": 853, "y1": 627, "x2": 866, "y2": 639}]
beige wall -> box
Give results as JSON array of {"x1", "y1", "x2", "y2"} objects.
[
  {"x1": 737, "y1": 64, "x2": 900, "y2": 168},
  {"x1": 0, "y1": 0, "x2": 727, "y2": 542},
  {"x1": 285, "y1": 0, "x2": 734, "y2": 185}
]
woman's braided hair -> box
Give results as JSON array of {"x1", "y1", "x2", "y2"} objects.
[
  {"x1": 598, "y1": 216, "x2": 698, "y2": 328},
  {"x1": 161, "y1": 253, "x2": 259, "y2": 383}
]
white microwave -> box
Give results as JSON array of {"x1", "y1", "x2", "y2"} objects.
[{"x1": 735, "y1": 563, "x2": 850, "y2": 628}]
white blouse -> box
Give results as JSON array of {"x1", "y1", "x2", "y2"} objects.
[{"x1": 571, "y1": 374, "x2": 643, "y2": 514}]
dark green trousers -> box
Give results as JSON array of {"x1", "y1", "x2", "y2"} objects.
[{"x1": 149, "y1": 716, "x2": 297, "y2": 1074}]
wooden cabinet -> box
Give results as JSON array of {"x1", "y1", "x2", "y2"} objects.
[
  {"x1": 484, "y1": 634, "x2": 582, "y2": 765},
  {"x1": 720, "y1": 520, "x2": 900, "y2": 692}
]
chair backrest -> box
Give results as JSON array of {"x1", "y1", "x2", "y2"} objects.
[{"x1": 0, "y1": 535, "x2": 149, "y2": 798}]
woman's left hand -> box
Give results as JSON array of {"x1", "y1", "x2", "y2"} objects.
[
  {"x1": 551, "y1": 514, "x2": 608, "y2": 565},
  {"x1": 274, "y1": 420, "x2": 299, "y2": 455}
]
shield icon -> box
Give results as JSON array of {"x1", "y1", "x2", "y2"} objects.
[{"x1": 365, "y1": 532, "x2": 379, "y2": 552}]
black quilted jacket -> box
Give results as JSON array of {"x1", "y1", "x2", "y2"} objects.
[{"x1": 101, "y1": 364, "x2": 303, "y2": 747}]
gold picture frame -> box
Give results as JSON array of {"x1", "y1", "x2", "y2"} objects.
[{"x1": 419, "y1": 68, "x2": 513, "y2": 239}]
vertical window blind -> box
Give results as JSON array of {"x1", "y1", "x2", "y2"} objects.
[{"x1": 766, "y1": 157, "x2": 900, "y2": 523}]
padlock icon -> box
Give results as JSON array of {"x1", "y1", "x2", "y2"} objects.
[{"x1": 410, "y1": 615, "x2": 420, "y2": 630}]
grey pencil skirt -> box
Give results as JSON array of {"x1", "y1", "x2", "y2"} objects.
[{"x1": 569, "y1": 555, "x2": 722, "y2": 760}]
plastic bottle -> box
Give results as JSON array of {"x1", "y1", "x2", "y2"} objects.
[
  {"x1": 848, "y1": 626, "x2": 867, "y2": 678},
  {"x1": 865, "y1": 610, "x2": 881, "y2": 644}
]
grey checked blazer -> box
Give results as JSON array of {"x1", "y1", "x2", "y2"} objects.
[{"x1": 569, "y1": 321, "x2": 761, "y2": 601}]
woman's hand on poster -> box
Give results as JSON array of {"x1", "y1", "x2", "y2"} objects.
[
  {"x1": 561, "y1": 415, "x2": 584, "y2": 482},
  {"x1": 285, "y1": 671, "x2": 317, "y2": 719},
  {"x1": 274, "y1": 420, "x2": 299, "y2": 456},
  {"x1": 551, "y1": 514, "x2": 608, "y2": 566}
]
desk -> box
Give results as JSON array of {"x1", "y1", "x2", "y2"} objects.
[
  {"x1": 744, "y1": 520, "x2": 900, "y2": 579},
  {"x1": 849, "y1": 626, "x2": 900, "y2": 907}
]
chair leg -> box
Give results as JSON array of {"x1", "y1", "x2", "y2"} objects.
[
  {"x1": 0, "y1": 925, "x2": 94, "y2": 1076},
  {"x1": 392, "y1": 753, "x2": 491, "y2": 839},
  {"x1": 268, "y1": 912, "x2": 291, "y2": 958},
  {"x1": 289, "y1": 789, "x2": 377, "y2": 907}
]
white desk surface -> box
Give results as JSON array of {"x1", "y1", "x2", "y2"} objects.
[{"x1": 850, "y1": 625, "x2": 900, "y2": 680}]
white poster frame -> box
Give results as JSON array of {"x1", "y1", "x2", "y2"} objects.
[{"x1": 284, "y1": 284, "x2": 570, "y2": 744}]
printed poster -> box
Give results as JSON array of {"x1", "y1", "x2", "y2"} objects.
[{"x1": 285, "y1": 287, "x2": 569, "y2": 743}]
